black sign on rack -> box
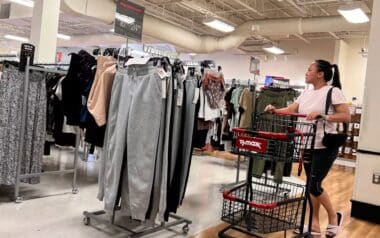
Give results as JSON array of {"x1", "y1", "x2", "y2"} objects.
[
  {"x1": 19, "y1": 43, "x2": 35, "y2": 72},
  {"x1": 114, "y1": 0, "x2": 145, "y2": 41}
]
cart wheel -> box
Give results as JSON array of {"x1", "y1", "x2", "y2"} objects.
[
  {"x1": 182, "y1": 224, "x2": 189, "y2": 234},
  {"x1": 83, "y1": 217, "x2": 90, "y2": 225},
  {"x1": 72, "y1": 188, "x2": 79, "y2": 194},
  {"x1": 15, "y1": 196, "x2": 23, "y2": 203}
]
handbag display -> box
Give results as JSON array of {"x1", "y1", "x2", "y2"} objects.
[{"x1": 321, "y1": 87, "x2": 348, "y2": 148}]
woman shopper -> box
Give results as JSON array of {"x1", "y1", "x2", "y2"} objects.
[{"x1": 265, "y1": 60, "x2": 351, "y2": 237}]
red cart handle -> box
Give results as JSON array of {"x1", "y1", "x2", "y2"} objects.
[
  {"x1": 223, "y1": 191, "x2": 278, "y2": 209},
  {"x1": 232, "y1": 128, "x2": 248, "y2": 133},
  {"x1": 273, "y1": 111, "x2": 307, "y2": 118}
]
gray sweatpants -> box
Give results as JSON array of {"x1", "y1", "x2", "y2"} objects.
[
  {"x1": 121, "y1": 64, "x2": 164, "y2": 221},
  {"x1": 101, "y1": 70, "x2": 129, "y2": 212},
  {"x1": 179, "y1": 77, "x2": 198, "y2": 203},
  {"x1": 169, "y1": 73, "x2": 186, "y2": 184},
  {"x1": 146, "y1": 69, "x2": 173, "y2": 222}
]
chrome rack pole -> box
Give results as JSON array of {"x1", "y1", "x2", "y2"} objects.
[
  {"x1": 13, "y1": 63, "x2": 78, "y2": 202},
  {"x1": 14, "y1": 56, "x2": 31, "y2": 203},
  {"x1": 72, "y1": 127, "x2": 80, "y2": 194}
]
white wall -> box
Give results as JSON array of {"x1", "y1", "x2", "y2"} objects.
[
  {"x1": 193, "y1": 39, "x2": 336, "y2": 85},
  {"x1": 336, "y1": 38, "x2": 368, "y2": 103},
  {"x1": 193, "y1": 38, "x2": 367, "y2": 103}
]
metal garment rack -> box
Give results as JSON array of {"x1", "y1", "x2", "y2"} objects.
[
  {"x1": 83, "y1": 210, "x2": 192, "y2": 237},
  {"x1": 13, "y1": 57, "x2": 80, "y2": 203},
  {"x1": 83, "y1": 45, "x2": 192, "y2": 236}
]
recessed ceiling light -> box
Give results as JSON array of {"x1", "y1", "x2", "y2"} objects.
[
  {"x1": 338, "y1": 5, "x2": 369, "y2": 24},
  {"x1": 203, "y1": 19, "x2": 235, "y2": 33},
  {"x1": 4, "y1": 34, "x2": 29, "y2": 42},
  {"x1": 57, "y1": 33, "x2": 71, "y2": 40},
  {"x1": 262, "y1": 45, "x2": 285, "y2": 55},
  {"x1": 9, "y1": 0, "x2": 34, "y2": 8}
]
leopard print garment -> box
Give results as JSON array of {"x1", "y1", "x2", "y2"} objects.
[{"x1": 0, "y1": 65, "x2": 46, "y2": 185}]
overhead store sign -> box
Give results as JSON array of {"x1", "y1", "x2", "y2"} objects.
[
  {"x1": 183, "y1": 61, "x2": 201, "y2": 66},
  {"x1": 143, "y1": 45, "x2": 179, "y2": 59},
  {"x1": 250, "y1": 57, "x2": 260, "y2": 75},
  {"x1": 114, "y1": 0, "x2": 145, "y2": 41}
]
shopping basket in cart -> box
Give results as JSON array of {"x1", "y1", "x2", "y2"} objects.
[{"x1": 219, "y1": 112, "x2": 317, "y2": 238}]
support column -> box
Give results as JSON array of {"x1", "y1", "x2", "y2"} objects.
[
  {"x1": 333, "y1": 39, "x2": 348, "y2": 87},
  {"x1": 30, "y1": 0, "x2": 61, "y2": 63},
  {"x1": 351, "y1": 0, "x2": 380, "y2": 224}
]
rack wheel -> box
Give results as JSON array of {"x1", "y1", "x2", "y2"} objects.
[
  {"x1": 182, "y1": 224, "x2": 189, "y2": 234},
  {"x1": 15, "y1": 196, "x2": 23, "y2": 203},
  {"x1": 72, "y1": 188, "x2": 79, "y2": 194},
  {"x1": 83, "y1": 217, "x2": 90, "y2": 225}
]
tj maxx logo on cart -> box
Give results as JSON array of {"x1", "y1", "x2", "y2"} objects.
[
  {"x1": 239, "y1": 140, "x2": 262, "y2": 149},
  {"x1": 236, "y1": 136, "x2": 267, "y2": 153}
]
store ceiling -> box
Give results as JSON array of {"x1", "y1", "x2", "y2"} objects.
[{"x1": 0, "y1": 0, "x2": 373, "y2": 53}]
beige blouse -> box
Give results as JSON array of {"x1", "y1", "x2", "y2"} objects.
[{"x1": 87, "y1": 56, "x2": 117, "y2": 126}]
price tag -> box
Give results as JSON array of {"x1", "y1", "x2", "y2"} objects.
[
  {"x1": 173, "y1": 77, "x2": 178, "y2": 90},
  {"x1": 157, "y1": 68, "x2": 169, "y2": 79},
  {"x1": 161, "y1": 79, "x2": 167, "y2": 99},
  {"x1": 126, "y1": 57, "x2": 149, "y2": 66},
  {"x1": 177, "y1": 89, "x2": 183, "y2": 106},
  {"x1": 193, "y1": 87, "x2": 200, "y2": 104}
]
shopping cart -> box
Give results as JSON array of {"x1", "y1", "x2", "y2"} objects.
[{"x1": 219, "y1": 112, "x2": 317, "y2": 238}]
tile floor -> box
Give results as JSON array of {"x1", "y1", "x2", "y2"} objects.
[{"x1": 0, "y1": 148, "x2": 248, "y2": 238}]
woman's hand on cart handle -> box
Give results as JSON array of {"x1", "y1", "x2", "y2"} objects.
[
  {"x1": 308, "y1": 112, "x2": 327, "y2": 121},
  {"x1": 264, "y1": 104, "x2": 277, "y2": 113}
]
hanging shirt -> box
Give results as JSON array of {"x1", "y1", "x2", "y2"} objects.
[
  {"x1": 88, "y1": 58, "x2": 117, "y2": 127},
  {"x1": 230, "y1": 87, "x2": 244, "y2": 129},
  {"x1": 239, "y1": 88, "x2": 255, "y2": 128}
]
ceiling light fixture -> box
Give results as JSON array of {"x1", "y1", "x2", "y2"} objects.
[
  {"x1": 4, "y1": 34, "x2": 29, "y2": 42},
  {"x1": 262, "y1": 45, "x2": 285, "y2": 55},
  {"x1": 338, "y1": 5, "x2": 369, "y2": 24},
  {"x1": 189, "y1": 53, "x2": 197, "y2": 56},
  {"x1": 9, "y1": 0, "x2": 34, "y2": 8},
  {"x1": 203, "y1": 19, "x2": 235, "y2": 33},
  {"x1": 115, "y1": 12, "x2": 135, "y2": 24},
  {"x1": 57, "y1": 33, "x2": 71, "y2": 40}
]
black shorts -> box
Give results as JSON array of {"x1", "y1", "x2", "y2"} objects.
[{"x1": 304, "y1": 146, "x2": 339, "y2": 196}]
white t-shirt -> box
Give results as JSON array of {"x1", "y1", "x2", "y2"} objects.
[{"x1": 295, "y1": 85, "x2": 347, "y2": 149}]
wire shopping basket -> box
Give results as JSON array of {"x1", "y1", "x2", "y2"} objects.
[
  {"x1": 221, "y1": 177, "x2": 305, "y2": 233},
  {"x1": 220, "y1": 112, "x2": 317, "y2": 237}
]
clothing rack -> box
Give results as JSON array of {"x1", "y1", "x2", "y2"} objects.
[
  {"x1": 34, "y1": 63, "x2": 70, "y2": 66},
  {"x1": 82, "y1": 54, "x2": 192, "y2": 236},
  {"x1": 220, "y1": 84, "x2": 258, "y2": 192},
  {"x1": 83, "y1": 210, "x2": 192, "y2": 237},
  {"x1": 14, "y1": 57, "x2": 80, "y2": 203},
  {"x1": 0, "y1": 54, "x2": 18, "y2": 58}
]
